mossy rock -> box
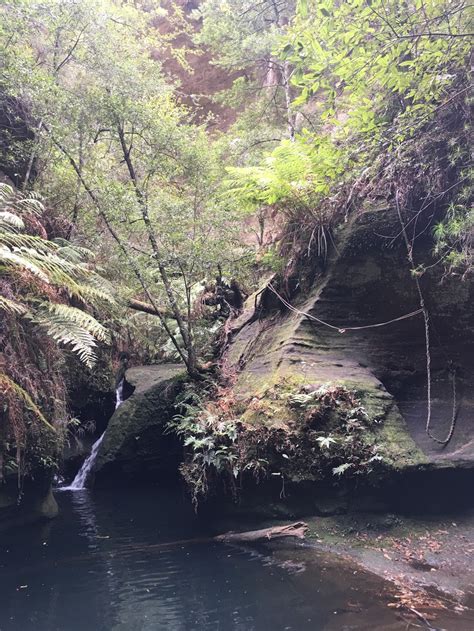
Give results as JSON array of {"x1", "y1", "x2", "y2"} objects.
[
  {"x1": 94, "y1": 364, "x2": 187, "y2": 480},
  {"x1": 0, "y1": 478, "x2": 58, "y2": 532},
  {"x1": 223, "y1": 207, "x2": 472, "y2": 480}
]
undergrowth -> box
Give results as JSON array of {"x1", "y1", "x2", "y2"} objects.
[{"x1": 170, "y1": 379, "x2": 384, "y2": 507}]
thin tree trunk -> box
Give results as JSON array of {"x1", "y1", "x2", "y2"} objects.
[
  {"x1": 52, "y1": 137, "x2": 191, "y2": 371},
  {"x1": 116, "y1": 123, "x2": 197, "y2": 374},
  {"x1": 270, "y1": 0, "x2": 295, "y2": 141},
  {"x1": 22, "y1": 119, "x2": 43, "y2": 191},
  {"x1": 281, "y1": 60, "x2": 295, "y2": 141}
]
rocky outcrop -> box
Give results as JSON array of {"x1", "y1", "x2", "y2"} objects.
[
  {"x1": 224, "y1": 207, "x2": 474, "y2": 478},
  {"x1": 0, "y1": 477, "x2": 58, "y2": 532},
  {"x1": 94, "y1": 364, "x2": 186, "y2": 481}
]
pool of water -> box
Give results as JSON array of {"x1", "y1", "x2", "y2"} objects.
[{"x1": 0, "y1": 487, "x2": 428, "y2": 630}]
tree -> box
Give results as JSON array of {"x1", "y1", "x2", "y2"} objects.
[
  {"x1": 1, "y1": 0, "x2": 248, "y2": 377},
  {"x1": 195, "y1": 0, "x2": 298, "y2": 140},
  {"x1": 227, "y1": 0, "x2": 471, "y2": 274}
]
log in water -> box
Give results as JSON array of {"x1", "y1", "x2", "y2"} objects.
[{"x1": 0, "y1": 487, "x2": 417, "y2": 631}]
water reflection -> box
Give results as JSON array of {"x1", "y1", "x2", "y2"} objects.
[{"x1": 0, "y1": 488, "x2": 419, "y2": 630}]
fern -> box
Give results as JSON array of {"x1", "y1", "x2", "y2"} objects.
[
  {"x1": 33, "y1": 307, "x2": 99, "y2": 369},
  {"x1": 0, "y1": 373, "x2": 54, "y2": 431},
  {"x1": 0, "y1": 210, "x2": 25, "y2": 230},
  {"x1": 0, "y1": 295, "x2": 29, "y2": 315},
  {"x1": 0, "y1": 183, "x2": 114, "y2": 367},
  {"x1": 34, "y1": 303, "x2": 110, "y2": 342}
]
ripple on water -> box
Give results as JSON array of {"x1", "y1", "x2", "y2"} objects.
[{"x1": 0, "y1": 487, "x2": 450, "y2": 631}]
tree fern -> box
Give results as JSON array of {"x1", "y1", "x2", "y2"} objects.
[{"x1": 0, "y1": 183, "x2": 114, "y2": 367}]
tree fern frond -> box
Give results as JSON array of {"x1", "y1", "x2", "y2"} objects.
[
  {"x1": 37, "y1": 303, "x2": 110, "y2": 343},
  {"x1": 0, "y1": 232, "x2": 58, "y2": 252},
  {"x1": 0, "y1": 245, "x2": 50, "y2": 281},
  {"x1": 75, "y1": 274, "x2": 115, "y2": 304},
  {"x1": 0, "y1": 183, "x2": 14, "y2": 203},
  {"x1": 0, "y1": 211, "x2": 25, "y2": 231},
  {"x1": 13, "y1": 196, "x2": 44, "y2": 217},
  {"x1": 0, "y1": 183, "x2": 44, "y2": 217},
  {"x1": 0, "y1": 295, "x2": 29, "y2": 315},
  {"x1": 1, "y1": 185, "x2": 114, "y2": 370},
  {"x1": 54, "y1": 240, "x2": 95, "y2": 263},
  {"x1": 32, "y1": 309, "x2": 99, "y2": 369},
  {"x1": 0, "y1": 373, "x2": 54, "y2": 431}
]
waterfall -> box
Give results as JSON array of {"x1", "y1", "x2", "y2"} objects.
[
  {"x1": 115, "y1": 377, "x2": 124, "y2": 409},
  {"x1": 62, "y1": 380, "x2": 125, "y2": 491},
  {"x1": 65, "y1": 433, "x2": 105, "y2": 490}
]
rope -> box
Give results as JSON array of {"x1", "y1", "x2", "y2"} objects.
[
  {"x1": 267, "y1": 283, "x2": 423, "y2": 332},
  {"x1": 266, "y1": 195, "x2": 458, "y2": 447},
  {"x1": 395, "y1": 194, "x2": 457, "y2": 446}
]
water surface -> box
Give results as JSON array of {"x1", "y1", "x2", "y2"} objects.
[{"x1": 0, "y1": 487, "x2": 431, "y2": 630}]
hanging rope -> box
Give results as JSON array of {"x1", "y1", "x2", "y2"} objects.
[
  {"x1": 267, "y1": 283, "x2": 423, "y2": 332},
  {"x1": 266, "y1": 195, "x2": 458, "y2": 447},
  {"x1": 395, "y1": 193, "x2": 457, "y2": 446}
]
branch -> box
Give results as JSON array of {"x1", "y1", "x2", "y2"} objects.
[{"x1": 128, "y1": 298, "x2": 188, "y2": 321}]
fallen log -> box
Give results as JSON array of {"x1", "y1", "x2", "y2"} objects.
[{"x1": 213, "y1": 522, "x2": 308, "y2": 543}]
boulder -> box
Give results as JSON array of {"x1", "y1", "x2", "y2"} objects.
[{"x1": 94, "y1": 364, "x2": 186, "y2": 481}]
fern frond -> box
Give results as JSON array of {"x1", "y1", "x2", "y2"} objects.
[
  {"x1": 33, "y1": 311, "x2": 98, "y2": 369},
  {"x1": 0, "y1": 244, "x2": 50, "y2": 281},
  {"x1": 0, "y1": 373, "x2": 54, "y2": 431},
  {"x1": 13, "y1": 196, "x2": 44, "y2": 216},
  {"x1": 0, "y1": 211, "x2": 25, "y2": 231},
  {"x1": 74, "y1": 273, "x2": 115, "y2": 304},
  {"x1": 0, "y1": 183, "x2": 44, "y2": 217},
  {"x1": 53, "y1": 238, "x2": 95, "y2": 261},
  {"x1": 1, "y1": 185, "x2": 114, "y2": 369},
  {"x1": 0, "y1": 232, "x2": 58, "y2": 252},
  {"x1": 0, "y1": 295, "x2": 29, "y2": 315},
  {"x1": 0, "y1": 183, "x2": 14, "y2": 203},
  {"x1": 32, "y1": 303, "x2": 111, "y2": 368},
  {"x1": 38, "y1": 303, "x2": 110, "y2": 343}
]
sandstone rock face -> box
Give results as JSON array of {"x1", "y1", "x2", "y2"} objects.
[
  {"x1": 225, "y1": 208, "x2": 474, "y2": 476},
  {"x1": 94, "y1": 364, "x2": 186, "y2": 480}
]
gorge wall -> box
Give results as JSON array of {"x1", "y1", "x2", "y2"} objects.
[{"x1": 224, "y1": 205, "x2": 474, "y2": 481}]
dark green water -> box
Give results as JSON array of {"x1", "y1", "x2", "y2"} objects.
[{"x1": 0, "y1": 488, "x2": 432, "y2": 630}]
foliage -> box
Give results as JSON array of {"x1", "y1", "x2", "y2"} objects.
[
  {"x1": 171, "y1": 381, "x2": 383, "y2": 506},
  {"x1": 0, "y1": 183, "x2": 113, "y2": 367},
  {"x1": 228, "y1": 0, "x2": 472, "y2": 278},
  {"x1": 195, "y1": 0, "x2": 298, "y2": 151},
  {"x1": 1, "y1": 0, "x2": 252, "y2": 376},
  {"x1": 0, "y1": 183, "x2": 113, "y2": 483}
]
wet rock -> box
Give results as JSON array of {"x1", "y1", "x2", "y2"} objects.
[
  {"x1": 94, "y1": 364, "x2": 186, "y2": 481},
  {"x1": 0, "y1": 479, "x2": 57, "y2": 532}
]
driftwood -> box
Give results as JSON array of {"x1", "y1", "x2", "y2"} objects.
[{"x1": 213, "y1": 522, "x2": 308, "y2": 544}]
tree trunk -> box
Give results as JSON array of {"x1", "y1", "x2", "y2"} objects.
[
  {"x1": 52, "y1": 137, "x2": 191, "y2": 370},
  {"x1": 116, "y1": 123, "x2": 197, "y2": 375}
]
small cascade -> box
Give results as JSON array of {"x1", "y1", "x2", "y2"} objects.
[
  {"x1": 65, "y1": 432, "x2": 105, "y2": 490},
  {"x1": 63, "y1": 380, "x2": 125, "y2": 491},
  {"x1": 115, "y1": 377, "x2": 124, "y2": 409}
]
